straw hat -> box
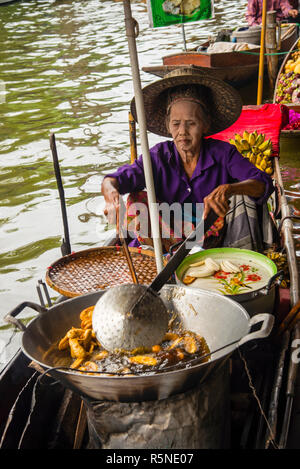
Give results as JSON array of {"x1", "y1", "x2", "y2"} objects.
[{"x1": 130, "y1": 68, "x2": 243, "y2": 137}]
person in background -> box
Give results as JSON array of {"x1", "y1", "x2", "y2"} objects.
[{"x1": 246, "y1": 0, "x2": 300, "y2": 26}]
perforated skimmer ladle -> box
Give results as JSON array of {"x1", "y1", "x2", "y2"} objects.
[{"x1": 92, "y1": 210, "x2": 219, "y2": 352}]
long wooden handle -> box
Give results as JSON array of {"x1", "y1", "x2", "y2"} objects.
[
  {"x1": 120, "y1": 227, "x2": 139, "y2": 284},
  {"x1": 117, "y1": 200, "x2": 139, "y2": 284}
]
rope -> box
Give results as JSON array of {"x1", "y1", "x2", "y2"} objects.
[{"x1": 236, "y1": 48, "x2": 298, "y2": 56}]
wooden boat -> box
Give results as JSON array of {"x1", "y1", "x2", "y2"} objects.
[
  {"x1": 1, "y1": 115, "x2": 300, "y2": 449},
  {"x1": 273, "y1": 37, "x2": 300, "y2": 157},
  {"x1": 143, "y1": 24, "x2": 298, "y2": 88},
  {"x1": 0, "y1": 172, "x2": 299, "y2": 448}
]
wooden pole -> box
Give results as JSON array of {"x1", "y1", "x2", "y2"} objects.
[
  {"x1": 128, "y1": 111, "x2": 137, "y2": 163},
  {"x1": 123, "y1": 0, "x2": 164, "y2": 273},
  {"x1": 265, "y1": 11, "x2": 278, "y2": 95},
  {"x1": 257, "y1": 0, "x2": 268, "y2": 105}
]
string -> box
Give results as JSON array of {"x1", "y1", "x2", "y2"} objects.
[{"x1": 238, "y1": 348, "x2": 279, "y2": 449}]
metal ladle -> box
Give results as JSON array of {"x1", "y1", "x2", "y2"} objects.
[{"x1": 92, "y1": 210, "x2": 219, "y2": 352}]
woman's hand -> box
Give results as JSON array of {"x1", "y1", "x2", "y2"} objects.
[
  {"x1": 289, "y1": 9, "x2": 298, "y2": 17},
  {"x1": 101, "y1": 177, "x2": 121, "y2": 229},
  {"x1": 203, "y1": 184, "x2": 231, "y2": 219},
  {"x1": 203, "y1": 179, "x2": 266, "y2": 219}
]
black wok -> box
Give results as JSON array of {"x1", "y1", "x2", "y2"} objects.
[{"x1": 5, "y1": 286, "x2": 274, "y2": 402}]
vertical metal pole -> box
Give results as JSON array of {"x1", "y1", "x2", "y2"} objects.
[
  {"x1": 265, "y1": 11, "x2": 278, "y2": 95},
  {"x1": 257, "y1": 0, "x2": 267, "y2": 105},
  {"x1": 123, "y1": 0, "x2": 164, "y2": 273}
]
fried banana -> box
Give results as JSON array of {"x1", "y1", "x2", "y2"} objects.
[
  {"x1": 129, "y1": 355, "x2": 157, "y2": 366},
  {"x1": 69, "y1": 338, "x2": 87, "y2": 359}
]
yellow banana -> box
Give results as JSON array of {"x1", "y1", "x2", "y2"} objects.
[
  {"x1": 249, "y1": 132, "x2": 256, "y2": 146},
  {"x1": 263, "y1": 148, "x2": 272, "y2": 158},
  {"x1": 259, "y1": 139, "x2": 271, "y2": 151},
  {"x1": 250, "y1": 154, "x2": 257, "y2": 165},
  {"x1": 255, "y1": 134, "x2": 265, "y2": 146},
  {"x1": 242, "y1": 130, "x2": 249, "y2": 140},
  {"x1": 260, "y1": 159, "x2": 267, "y2": 171},
  {"x1": 234, "y1": 133, "x2": 242, "y2": 144},
  {"x1": 265, "y1": 167, "x2": 273, "y2": 175},
  {"x1": 256, "y1": 153, "x2": 263, "y2": 166},
  {"x1": 240, "y1": 139, "x2": 250, "y2": 150}
]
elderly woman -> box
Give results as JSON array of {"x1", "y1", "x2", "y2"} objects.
[{"x1": 102, "y1": 69, "x2": 274, "y2": 252}]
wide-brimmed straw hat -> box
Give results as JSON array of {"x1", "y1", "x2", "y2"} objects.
[{"x1": 130, "y1": 68, "x2": 243, "y2": 137}]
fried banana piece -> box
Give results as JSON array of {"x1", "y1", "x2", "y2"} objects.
[
  {"x1": 81, "y1": 361, "x2": 98, "y2": 372},
  {"x1": 163, "y1": 332, "x2": 179, "y2": 341},
  {"x1": 81, "y1": 319, "x2": 93, "y2": 330},
  {"x1": 81, "y1": 328, "x2": 92, "y2": 350},
  {"x1": 93, "y1": 350, "x2": 109, "y2": 361},
  {"x1": 67, "y1": 328, "x2": 84, "y2": 339},
  {"x1": 69, "y1": 338, "x2": 87, "y2": 359},
  {"x1": 152, "y1": 345, "x2": 161, "y2": 353},
  {"x1": 58, "y1": 335, "x2": 70, "y2": 351},
  {"x1": 183, "y1": 336, "x2": 198, "y2": 354},
  {"x1": 129, "y1": 355, "x2": 157, "y2": 366},
  {"x1": 183, "y1": 275, "x2": 196, "y2": 285},
  {"x1": 70, "y1": 358, "x2": 85, "y2": 369},
  {"x1": 175, "y1": 348, "x2": 185, "y2": 360},
  {"x1": 79, "y1": 306, "x2": 95, "y2": 321},
  {"x1": 58, "y1": 327, "x2": 83, "y2": 350}
]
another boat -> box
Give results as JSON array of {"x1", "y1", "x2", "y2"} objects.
[
  {"x1": 273, "y1": 37, "x2": 300, "y2": 157},
  {"x1": 143, "y1": 24, "x2": 298, "y2": 88}
]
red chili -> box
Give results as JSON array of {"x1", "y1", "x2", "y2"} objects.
[
  {"x1": 240, "y1": 264, "x2": 250, "y2": 271},
  {"x1": 246, "y1": 274, "x2": 262, "y2": 282},
  {"x1": 214, "y1": 271, "x2": 229, "y2": 279}
]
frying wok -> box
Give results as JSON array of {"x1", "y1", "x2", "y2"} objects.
[{"x1": 5, "y1": 286, "x2": 274, "y2": 402}]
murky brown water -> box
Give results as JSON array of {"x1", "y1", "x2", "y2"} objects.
[{"x1": 0, "y1": 0, "x2": 299, "y2": 368}]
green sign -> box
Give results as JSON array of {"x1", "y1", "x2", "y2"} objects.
[{"x1": 147, "y1": 0, "x2": 214, "y2": 28}]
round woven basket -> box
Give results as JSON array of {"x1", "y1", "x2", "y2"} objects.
[{"x1": 46, "y1": 246, "x2": 164, "y2": 298}]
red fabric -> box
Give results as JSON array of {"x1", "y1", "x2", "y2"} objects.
[{"x1": 208, "y1": 104, "x2": 289, "y2": 157}]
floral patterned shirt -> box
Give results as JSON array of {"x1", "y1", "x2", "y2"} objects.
[{"x1": 246, "y1": 0, "x2": 294, "y2": 25}]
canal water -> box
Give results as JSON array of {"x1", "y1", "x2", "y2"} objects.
[{"x1": 0, "y1": 0, "x2": 299, "y2": 369}]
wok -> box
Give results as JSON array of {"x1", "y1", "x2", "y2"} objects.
[{"x1": 5, "y1": 286, "x2": 274, "y2": 402}]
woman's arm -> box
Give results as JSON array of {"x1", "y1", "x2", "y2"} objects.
[
  {"x1": 203, "y1": 179, "x2": 265, "y2": 219},
  {"x1": 246, "y1": 0, "x2": 259, "y2": 26},
  {"x1": 101, "y1": 177, "x2": 121, "y2": 226},
  {"x1": 280, "y1": 0, "x2": 297, "y2": 16}
]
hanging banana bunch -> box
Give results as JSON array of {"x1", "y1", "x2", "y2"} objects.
[{"x1": 229, "y1": 130, "x2": 274, "y2": 175}]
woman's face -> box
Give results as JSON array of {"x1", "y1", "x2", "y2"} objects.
[{"x1": 167, "y1": 100, "x2": 209, "y2": 157}]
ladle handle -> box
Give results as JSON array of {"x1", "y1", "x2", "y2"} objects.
[{"x1": 149, "y1": 210, "x2": 219, "y2": 293}]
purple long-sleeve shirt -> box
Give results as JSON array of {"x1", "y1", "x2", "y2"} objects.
[
  {"x1": 105, "y1": 138, "x2": 274, "y2": 206},
  {"x1": 246, "y1": 0, "x2": 294, "y2": 25}
]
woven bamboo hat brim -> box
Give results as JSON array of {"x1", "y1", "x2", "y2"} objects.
[{"x1": 130, "y1": 68, "x2": 243, "y2": 137}]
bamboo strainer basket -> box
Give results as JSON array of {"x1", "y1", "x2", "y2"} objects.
[{"x1": 46, "y1": 246, "x2": 165, "y2": 298}]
